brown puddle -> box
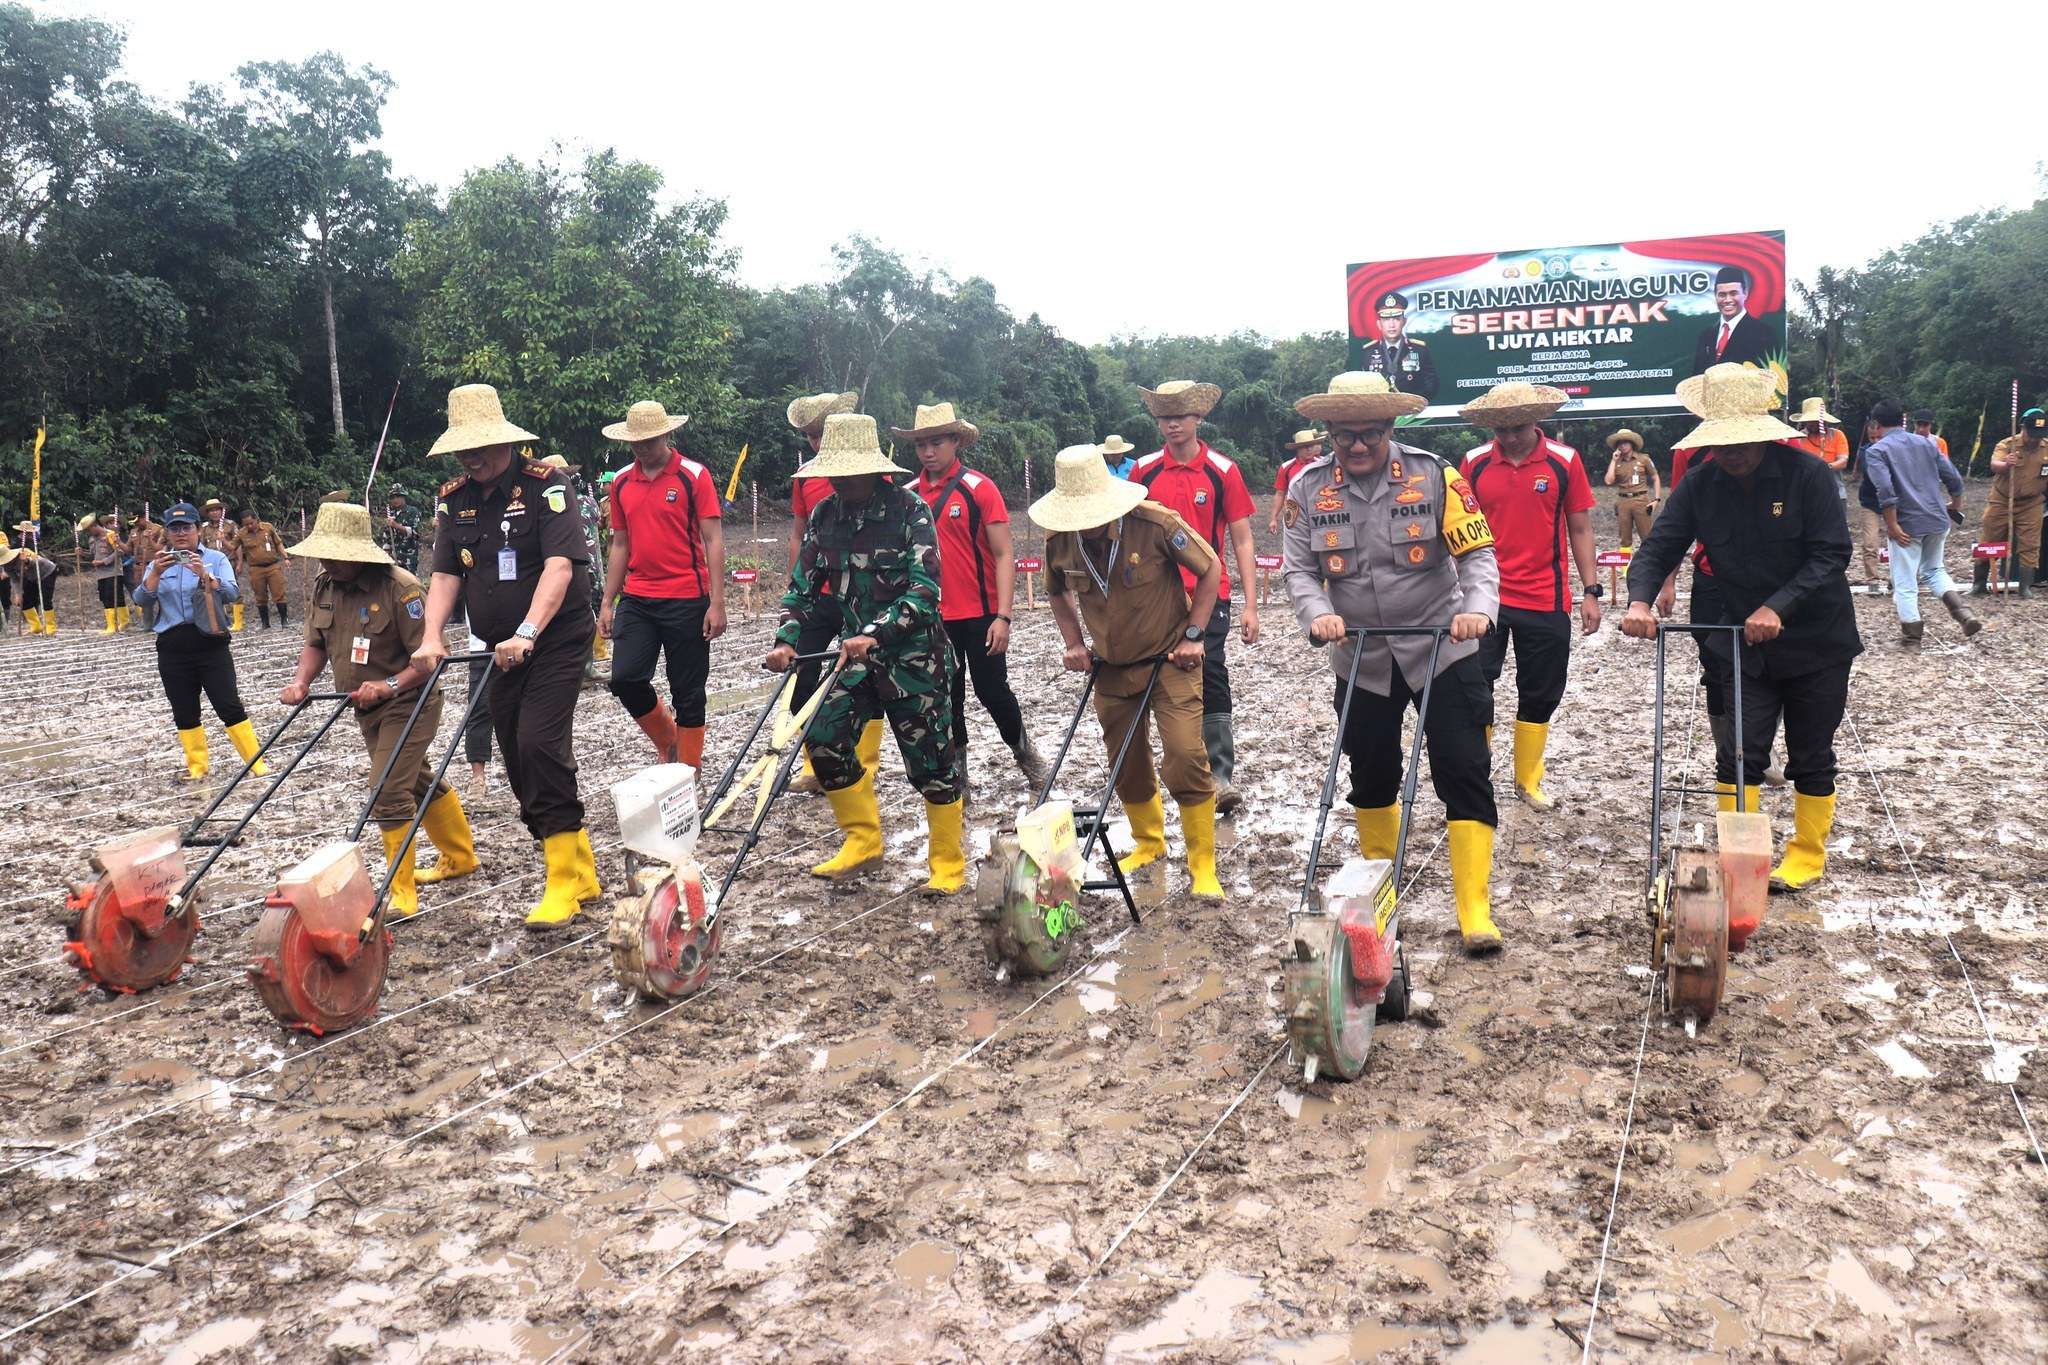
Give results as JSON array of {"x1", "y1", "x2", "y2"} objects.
[
  {"x1": 892, "y1": 1239, "x2": 957, "y2": 1291},
  {"x1": 1104, "y1": 1266, "x2": 1261, "y2": 1357},
  {"x1": 1659, "y1": 1206, "x2": 1759, "y2": 1255}
]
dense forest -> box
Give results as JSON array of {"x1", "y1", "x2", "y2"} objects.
[{"x1": 4, "y1": 4, "x2": 2046, "y2": 528}]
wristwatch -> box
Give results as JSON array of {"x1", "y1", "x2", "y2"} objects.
[
  {"x1": 1582, "y1": 583, "x2": 1604, "y2": 600},
  {"x1": 514, "y1": 621, "x2": 540, "y2": 641},
  {"x1": 383, "y1": 675, "x2": 403, "y2": 691},
  {"x1": 1182, "y1": 624, "x2": 1204, "y2": 641}
]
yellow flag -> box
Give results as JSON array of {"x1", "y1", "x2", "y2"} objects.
[
  {"x1": 29, "y1": 422, "x2": 44, "y2": 521},
  {"x1": 1969, "y1": 401, "x2": 1987, "y2": 474},
  {"x1": 724, "y1": 444, "x2": 749, "y2": 502}
]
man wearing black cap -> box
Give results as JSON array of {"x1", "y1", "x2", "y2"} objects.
[
  {"x1": 1358, "y1": 293, "x2": 1439, "y2": 401},
  {"x1": 1911, "y1": 409, "x2": 1948, "y2": 458},
  {"x1": 1690, "y1": 267, "x2": 1772, "y2": 374}
]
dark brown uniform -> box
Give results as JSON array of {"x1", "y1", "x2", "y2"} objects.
[
  {"x1": 1609, "y1": 448, "x2": 1657, "y2": 547},
  {"x1": 1045, "y1": 501, "x2": 1217, "y2": 806},
  {"x1": 306, "y1": 567, "x2": 449, "y2": 828},
  {"x1": 239, "y1": 521, "x2": 288, "y2": 615},
  {"x1": 431, "y1": 460, "x2": 594, "y2": 840}
]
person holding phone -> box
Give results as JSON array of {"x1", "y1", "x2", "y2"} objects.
[{"x1": 132, "y1": 502, "x2": 267, "y2": 781}]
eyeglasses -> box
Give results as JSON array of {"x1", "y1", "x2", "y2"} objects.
[{"x1": 1328, "y1": 429, "x2": 1389, "y2": 449}]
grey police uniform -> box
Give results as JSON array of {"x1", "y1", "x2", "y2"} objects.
[{"x1": 1281, "y1": 444, "x2": 1499, "y2": 821}]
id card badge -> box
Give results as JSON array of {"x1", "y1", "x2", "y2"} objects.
[
  {"x1": 498, "y1": 522, "x2": 518, "y2": 581},
  {"x1": 350, "y1": 635, "x2": 372, "y2": 666}
]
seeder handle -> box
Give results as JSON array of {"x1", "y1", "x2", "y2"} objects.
[
  {"x1": 1645, "y1": 623, "x2": 1747, "y2": 896},
  {"x1": 712, "y1": 656, "x2": 848, "y2": 907},
  {"x1": 348, "y1": 650, "x2": 496, "y2": 843},
  {"x1": 704, "y1": 648, "x2": 841, "y2": 819}
]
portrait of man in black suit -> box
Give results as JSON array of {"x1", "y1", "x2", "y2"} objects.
[{"x1": 1690, "y1": 265, "x2": 1772, "y2": 374}]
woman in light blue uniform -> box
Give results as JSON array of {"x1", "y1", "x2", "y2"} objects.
[{"x1": 132, "y1": 501, "x2": 268, "y2": 781}]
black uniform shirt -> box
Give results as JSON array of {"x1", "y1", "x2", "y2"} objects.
[
  {"x1": 430, "y1": 458, "x2": 591, "y2": 645},
  {"x1": 1626, "y1": 442, "x2": 1862, "y2": 679}
]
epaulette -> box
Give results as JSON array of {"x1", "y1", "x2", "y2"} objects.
[
  {"x1": 523, "y1": 461, "x2": 554, "y2": 478},
  {"x1": 438, "y1": 474, "x2": 468, "y2": 496},
  {"x1": 1409, "y1": 336, "x2": 1430, "y2": 347}
]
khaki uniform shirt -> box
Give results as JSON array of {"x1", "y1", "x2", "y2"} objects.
[
  {"x1": 1610, "y1": 449, "x2": 1655, "y2": 500},
  {"x1": 306, "y1": 567, "x2": 435, "y2": 696},
  {"x1": 1282, "y1": 446, "x2": 1500, "y2": 696},
  {"x1": 129, "y1": 520, "x2": 163, "y2": 563},
  {"x1": 1046, "y1": 502, "x2": 1217, "y2": 696},
  {"x1": 199, "y1": 518, "x2": 237, "y2": 556},
  {"x1": 1991, "y1": 436, "x2": 2048, "y2": 504},
  {"x1": 240, "y1": 522, "x2": 286, "y2": 566}
]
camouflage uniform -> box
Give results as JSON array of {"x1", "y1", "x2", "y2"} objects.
[
  {"x1": 574, "y1": 476, "x2": 606, "y2": 613},
  {"x1": 774, "y1": 482, "x2": 957, "y2": 801},
  {"x1": 383, "y1": 497, "x2": 422, "y2": 573}
]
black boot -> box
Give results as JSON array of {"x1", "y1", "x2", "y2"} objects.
[
  {"x1": 2020, "y1": 565, "x2": 2035, "y2": 599},
  {"x1": 276, "y1": 602, "x2": 288, "y2": 626},
  {"x1": 1941, "y1": 590, "x2": 1983, "y2": 638},
  {"x1": 1901, "y1": 620, "x2": 1924, "y2": 646},
  {"x1": 258, "y1": 604, "x2": 271, "y2": 629},
  {"x1": 1972, "y1": 561, "x2": 1991, "y2": 597}
]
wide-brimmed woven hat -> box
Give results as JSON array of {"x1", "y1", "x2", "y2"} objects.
[
  {"x1": 793, "y1": 413, "x2": 909, "y2": 479},
  {"x1": 1606, "y1": 429, "x2": 1645, "y2": 450},
  {"x1": 11, "y1": 520, "x2": 35, "y2": 534},
  {"x1": 786, "y1": 390, "x2": 859, "y2": 433},
  {"x1": 1460, "y1": 382, "x2": 1568, "y2": 429},
  {"x1": 1099, "y1": 435, "x2": 1136, "y2": 457},
  {"x1": 1284, "y1": 428, "x2": 1328, "y2": 451},
  {"x1": 202, "y1": 498, "x2": 224, "y2": 512},
  {"x1": 1029, "y1": 444, "x2": 1150, "y2": 533},
  {"x1": 1295, "y1": 371, "x2": 1426, "y2": 423},
  {"x1": 1790, "y1": 397, "x2": 1838, "y2": 426},
  {"x1": 429, "y1": 384, "x2": 538, "y2": 458},
  {"x1": 537, "y1": 453, "x2": 582, "y2": 475},
  {"x1": 0, "y1": 546, "x2": 17, "y2": 566},
  {"x1": 1673, "y1": 364, "x2": 1801, "y2": 450},
  {"x1": 602, "y1": 399, "x2": 688, "y2": 443},
  {"x1": 76, "y1": 513, "x2": 100, "y2": 533},
  {"x1": 1139, "y1": 379, "x2": 1222, "y2": 419},
  {"x1": 292, "y1": 501, "x2": 394, "y2": 565},
  {"x1": 890, "y1": 402, "x2": 981, "y2": 447}
]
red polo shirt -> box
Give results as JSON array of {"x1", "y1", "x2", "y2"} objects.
[
  {"x1": 916, "y1": 458, "x2": 1010, "y2": 621},
  {"x1": 608, "y1": 449, "x2": 721, "y2": 598},
  {"x1": 1132, "y1": 442, "x2": 1254, "y2": 595},
  {"x1": 1461, "y1": 431, "x2": 1595, "y2": 612},
  {"x1": 792, "y1": 476, "x2": 833, "y2": 523},
  {"x1": 1275, "y1": 453, "x2": 1320, "y2": 496}
]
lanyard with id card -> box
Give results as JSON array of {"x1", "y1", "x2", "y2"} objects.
[
  {"x1": 350, "y1": 605, "x2": 372, "y2": 666},
  {"x1": 498, "y1": 520, "x2": 519, "y2": 581}
]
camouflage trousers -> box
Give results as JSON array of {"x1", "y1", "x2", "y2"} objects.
[{"x1": 810, "y1": 635, "x2": 958, "y2": 803}]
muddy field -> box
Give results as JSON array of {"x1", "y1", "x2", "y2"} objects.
[{"x1": 0, "y1": 486, "x2": 2042, "y2": 1364}]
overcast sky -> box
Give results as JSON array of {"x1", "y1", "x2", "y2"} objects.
[{"x1": 37, "y1": 0, "x2": 2046, "y2": 345}]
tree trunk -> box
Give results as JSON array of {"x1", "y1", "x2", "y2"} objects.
[{"x1": 322, "y1": 269, "x2": 345, "y2": 439}]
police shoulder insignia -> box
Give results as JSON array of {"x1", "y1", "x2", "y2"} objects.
[
  {"x1": 436, "y1": 501, "x2": 450, "y2": 517},
  {"x1": 404, "y1": 595, "x2": 425, "y2": 620},
  {"x1": 438, "y1": 475, "x2": 467, "y2": 496},
  {"x1": 1388, "y1": 458, "x2": 1404, "y2": 481},
  {"x1": 1282, "y1": 500, "x2": 1301, "y2": 528},
  {"x1": 1325, "y1": 553, "x2": 1348, "y2": 575},
  {"x1": 1170, "y1": 530, "x2": 1188, "y2": 549},
  {"x1": 523, "y1": 461, "x2": 553, "y2": 477}
]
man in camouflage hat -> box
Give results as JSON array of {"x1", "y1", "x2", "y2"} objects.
[
  {"x1": 762, "y1": 413, "x2": 963, "y2": 895},
  {"x1": 382, "y1": 486, "x2": 423, "y2": 574}
]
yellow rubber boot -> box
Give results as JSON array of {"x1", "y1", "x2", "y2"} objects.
[
  {"x1": 1179, "y1": 798, "x2": 1224, "y2": 900},
  {"x1": 1353, "y1": 803, "x2": 1400, "y2": 863},
  {"x1": 120, "y1": 605, "x2": 135, "y2": 628},
  {"x1": 858, "y1": 718, "x2": 884, "y2": 772},
  {"x1": 414, "y1": 789, "x2": 480, "y2": 885},
  {"x1": 923, "y1": 798, "x2": 966, "y2": 895},
  {"x1": 380, "y1": 825, "x2": 420, "y2": 917},
  {"x1": 21, "y1": 609, "x2": 37, "y2": 634},
  {"x1": 1447, "y1": 820, "x2": 1502, "y2": 954},
  {"x1": 230, "y1": 601, "x2": 244, "y2": 632},
  {"x1": 524, "y1": 831, "x2": 586, "y2": 930},
  {"x1": 1770, "y1": 791, "x2": 1836, "y2": 893},
  {"x1": 225, "y1": 719, "x2": 270, "y2": 777},
  {"x1": 573, "y1": 827, "x2": 603, "y2": 901},
  {"x1": 42, "y1": 610, "x2": 55, "y2": 632},
  {"x1": 1484, "y1": 723, "x2": 1493, "y2": 749},
  {"x1": 100, "y1": 608, "x2": 118, "y2": 635},
  {"x1": 177, "y1": 727, "x2": 209, "y2": 781},
  {"x1": 591, "y1": 632, "x2": 611, "y2": 661},
  {"x1": 1715, "y1": 783, "x2": 1762, "y2": 814},
  {"x1": 1117, "y1": 792, "x2": 1168, "y2": 874},
  {"x1": 811, "y1": 779, "x2": 884, "y2": 879},
  {"x1": 1512, "y1": 720, "x2": 1554, "y2": 811}
]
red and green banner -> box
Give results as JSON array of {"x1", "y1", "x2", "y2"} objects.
[{"x1": 1345, "y1": 230, "x2": 1787, "y2": 425}]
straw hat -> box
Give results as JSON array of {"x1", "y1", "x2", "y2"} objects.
[
  {"x1": 76, "y1": 513, "x2": 100, "y2": 533},
  {"x1": 1460, "y1": 382, "x2": 1568, "y2": 429},
  {"x1": 0, "y1": 546, "x2": 17, "y2": 567},
  {"x1": 1099, "y1": 435, "x2": 1136, "y2": 457},
  {"x1": 291, "y1": 501, "x2": 394, "y2": 566},
  {"x1": 1138, "y1": 379, "x2": 1222, "y2": 419},
  {"x1": 793, "y1": 413, "x2": 909, "y2": 479},
  {"x1": 1789, "y1": 397, "x2": 1838, "y2": 426},
  {"x1": 429, "y1": 384, "x2": 539, "y2": 457},
  {"x1": 202, "y1": 498, "x2": 224, "y2": 512},
  {"x1": 11, "y1": 520, "x2": 35, "y2": 534},
  {"x1": 1294, "y1": 371, "x2": 1427, "y2": 423},
  {"x1": 1284, "y1": 428, "x2": 1328, "y2": 452},
  {"x1": 1029, "y1": 444, "x2": 1150, "y2": 533},
  {"x1": 1605, "y1": 429, "x2": 1645, "y2": 451},
  {"x1": 889, "y1": 402, "x2": 981, "y2": 447},
  {"x1": 1673, "y1": 364, "x2": 1802, "y2": 450},
  {"x1": 602, "y1": 399, "x2": 688, "y2": 443},
  {"x1": 786, "y1": 390, "x2": 859, "y2": 433},
  {"x1": 537, "y1": 453, "x2": 582, "y2": 475}
]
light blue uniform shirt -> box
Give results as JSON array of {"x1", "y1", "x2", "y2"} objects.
[{"x1": 132, "y1": 547, "x2": 240, "y2": 631}]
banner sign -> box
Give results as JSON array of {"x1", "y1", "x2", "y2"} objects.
[
  {"x1": 1345, "y1": 230, "x2": 1787, "y2": 424},
  {"x1": 1254, "y1": 554, "x2": 1284, "y2": 571},
  {"x1": 1015, "y1": 557, "x2": 1043, "y2": 573},
  {"x1": 1594, "y1": 549, "x2": 1632, "y2": 568},
  {"x1": 729, "y1": 568, "x2": 759, "y2": 583}
]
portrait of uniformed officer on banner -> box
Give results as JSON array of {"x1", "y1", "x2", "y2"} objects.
[{"x1": 1358, "y1": 291, "x2": 1440, "y2": 402}]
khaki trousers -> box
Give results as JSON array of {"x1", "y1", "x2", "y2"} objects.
[
  {"x1": 1982, "y1": 496, "x2": 2045, "y2": 569},
  {"x1": 1093, "y1": 662, "x2": 1213, "y2": 807},
  {"x1": 1853, "y1": 505, "x2": 1887, "y2": 582},
  {"x1": 358, "y1": 687, "x2": 449, "y2": 827},
  {"x1": 1615, "y1": 497, "x2": 1654, "y2": 548},
  {"x1": 245, "y1": 562, "x2": 287, "y2": 608}
]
